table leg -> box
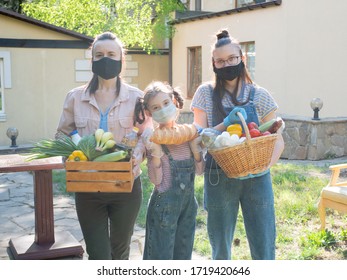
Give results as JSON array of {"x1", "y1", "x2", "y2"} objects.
[
  {"x1": 8, "y1": 170, "x2": 84, "y2": 259},
  {"x1": 34, "y1": 170, "x2": 55, "y2": 244}
]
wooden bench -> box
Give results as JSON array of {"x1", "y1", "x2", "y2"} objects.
[{"x1": 318, "y1": 163, "x2": 347, "y2": 230}]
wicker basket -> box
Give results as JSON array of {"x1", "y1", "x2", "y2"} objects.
[{"x1": 208, "y1": 112, "x2": 278, "y2": 178}]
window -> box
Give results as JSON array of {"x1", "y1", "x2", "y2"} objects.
[
  {"x1": 0, "y1": 51, "x2": 11, "y2": 121},
  {"x1": 241, "y1": 41, "x2": 255, "y2": 80},
  {"x1": 236, "y1": 0, "x2": 267, "y2": 8},
  {"x1": 187, "y1": 46, "x2": 201, "y2": 99},
  {"x1": 0, "y1": 59, "x2": 4, "y2": 118}
]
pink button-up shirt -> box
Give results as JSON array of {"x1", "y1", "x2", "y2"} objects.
[{"x1": 56, "y1": 82, "x2": 149, "y2": 178}]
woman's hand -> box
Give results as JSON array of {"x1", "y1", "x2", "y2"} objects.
[{"x1": 223, "y1": 107, "x2": 247, "y2": 127}]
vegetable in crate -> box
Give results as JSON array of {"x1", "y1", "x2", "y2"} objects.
[
  {"x1": 26, "y1": 131, "x2": 77, "y2": 161},
  {"x1": 68, "y1": 150, "x2": 88, "y2": 162},
  {"x1": 77, "y1": 134, "x2": 108, "y2": 160},
  {"x1": 94, "y1": 129, "x2": 115, "y2": 151},
  {"x1": 92, "y1": 150, "x2": 128, "y2": 162}
]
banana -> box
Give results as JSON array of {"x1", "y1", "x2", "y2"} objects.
[{"x1": 94, "y1": 128, "x2": 104, "y2": 148}]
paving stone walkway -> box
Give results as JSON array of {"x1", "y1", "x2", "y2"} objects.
[{"x1": 0, "y1": 171, "x2": 207, "y2": 260}]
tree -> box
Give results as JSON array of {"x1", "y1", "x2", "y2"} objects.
[
  {"x1": 20, "y1": 0, "x2": 186, "y2": 52},
  {"x1": 0, "y1": 0, "x2": 25, "y2": 13}
]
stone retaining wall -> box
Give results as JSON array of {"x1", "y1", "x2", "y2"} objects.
[
  {"x1": 178, "y1": 111, "x2": 347, "y2": 161},
  {"x1": 281, "y1": 116, "x2": 347, "y2": 160}
]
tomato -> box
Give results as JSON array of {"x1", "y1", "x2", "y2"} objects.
[
  {"x1": 249, "y1": 128, "x2": 262, "y2": 138},
  {"x1": 247, "y1": 122, "x2": 258, "y2": 130}
]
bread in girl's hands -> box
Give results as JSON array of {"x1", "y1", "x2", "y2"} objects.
[{"x1": 150, "y1": 124, "x2": 198, "y2": 145}]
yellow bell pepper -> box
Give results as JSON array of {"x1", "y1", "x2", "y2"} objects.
[
  {"x1": 227, "y1": 124, "x2": 242, "y2": 137},
  {"x1": 68, "y1": 150, "x2": 88, "y2": 162}
]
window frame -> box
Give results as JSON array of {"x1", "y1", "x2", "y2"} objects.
[
  {"x1": 0, "y1": 51, "x2": 12, "y2": 121},
  {"x1": 241, "y1": 41, "x2": 256, "y2": 80},
  {"x1": 187, "y1": 46, "x2": 202, "y2": 99},
  {"x1": 0, "y1": 58, "x2": 5, "y2": 120}
]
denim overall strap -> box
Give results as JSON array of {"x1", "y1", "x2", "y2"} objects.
[
  {"x1": 223, "y1": 86, "x2": 258, "y2": 126},
  {"x1": 161, "y1": 145, "x2": 195, "y2": 189},
  {"x1": 206, "y1": 85, "x2": 258, "y2": 170},
  {"x1": 143, "y1": 145, "x2": 198, "y2": 259}
]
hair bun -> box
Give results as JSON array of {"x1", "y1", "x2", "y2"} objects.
[{"x1": 216, "y1": 29, "x2": 230, "y2": 40}]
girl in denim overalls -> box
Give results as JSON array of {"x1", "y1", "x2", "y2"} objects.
[
  {"x1": 191, "y1": 29, "x2": 285, "y2": 260},
  {"x1": 134, "y1": 81, "x2": 204, "y2": 259}
]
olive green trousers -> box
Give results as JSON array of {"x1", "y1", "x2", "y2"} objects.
[{"x1": 75, "y1": 177, "x2": 142, "y2": 259}]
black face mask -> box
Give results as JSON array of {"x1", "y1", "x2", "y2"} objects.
[
  {"x1": 213, "y1": 61, "x2": 245, "y2": 81},
  {"x1": 92, "y1": 57, "x2": 122, "y2": 80}
]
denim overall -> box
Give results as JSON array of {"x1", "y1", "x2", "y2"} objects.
[
  {"x1": 143, "y1": 145, "x2": 198, "y2": 260},
  {"x1": 204, "y1": 86, "x2": 276, "y2": 260}
]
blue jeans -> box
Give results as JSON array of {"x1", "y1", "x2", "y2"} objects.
[
  {"x1": 204, "y1": 169, "x2": 276, "y2": 260},
  {"x1": 143, "y1": 147, "x2": 198, "y2": 260}
]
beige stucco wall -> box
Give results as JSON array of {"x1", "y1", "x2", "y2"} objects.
[
  {"x1": 128, "y1": 53, "x2": 169, "y2": 91},
  {"x1": 1, "y1": 15, "x2": 78, "y2": 40},
  {"x1": 0, "y1": 15, "x2": 87, "y2": 147},
  {"x1": 0, "y1": 14, "x2": 168, "y2": 147},
  {"x1": 172, "y1": 0, "x2": 347, "y2": 118},
  {"x1": 0, "y1": 47, "x2": 85, "y2": 146}
]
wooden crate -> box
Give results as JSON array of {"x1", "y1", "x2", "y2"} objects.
[{"x1": 65, "y1": 159, "x2": 133, "y2": 193}]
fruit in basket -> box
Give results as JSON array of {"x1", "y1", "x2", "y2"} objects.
[
  {"x1": 247, "y1": 122, "x2": 258, "y2": 130},
  {"x1": 214, "y1": 131, "x2": 240, "y2": 148},
  {"x1": 249, "y1": 128, "x2": 262, "y2": 138},
  {"x1": 258, "y1": 118, "x2": 283, "y2": 134},
  {"x1": 268, "y1": 119, "x2": 283, "y2": 134},
  {"x1": 227, "y1": 124, "x2": 242, "y2": 137},
  {"x1": 258, "y1": 119, "x2": 276, "y2": 133}
]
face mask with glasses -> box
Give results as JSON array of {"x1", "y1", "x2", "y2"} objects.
[{"x1": 213, "y1": 56, "x2": 241, "y2": 68}]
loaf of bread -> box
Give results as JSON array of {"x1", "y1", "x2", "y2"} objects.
[{"x1": 150, "y1": 124, "x2": 198, "y2": 145}]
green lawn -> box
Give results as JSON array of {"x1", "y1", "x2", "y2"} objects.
[{"x1": 53, "y1": 160, "x2": 347, "y2": 260}]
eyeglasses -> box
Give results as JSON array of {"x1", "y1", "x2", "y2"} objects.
[{"x1": 213, "y1": 56, "x2": 241, "y2": 67}]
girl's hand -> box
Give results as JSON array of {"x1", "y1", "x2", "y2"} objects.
[
  {"x1": 148, "y1": 142, "x2": 163, "y2": 158},
  {"x1": 189, "y1": 136, "x2": 202, "y2": 154}
]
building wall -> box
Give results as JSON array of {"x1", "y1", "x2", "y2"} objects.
[
  {"x1": 172, "y1": 0, "x2": 347, "y2": 118},
  {"x1": 0, "y1": 14, "x2": 168, "y2": 147},
  {"x1": 200, "y1": 0, "x2": 236, "y2": 12}
]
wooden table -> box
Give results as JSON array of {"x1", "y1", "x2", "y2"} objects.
[{"x1": 0, "y1": 154, "x2": 84, "y2": 260}]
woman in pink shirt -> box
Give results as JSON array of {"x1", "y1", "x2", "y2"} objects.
[
  {"x1": 57, "y1": 32, "x2": 149, "y2": 260},
  {"x1": 134, "y1": 81, "x2": 204, "y2": 259}
]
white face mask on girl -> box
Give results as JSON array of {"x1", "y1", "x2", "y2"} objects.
[{"x1": 151, "y1": 103, "x2": 177, "y2": 124}]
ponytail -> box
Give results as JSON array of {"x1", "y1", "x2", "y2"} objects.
[
  {"x1": 134, "y1": 97, "x2": 146, "y2": 125},
  {"x1": 172, "y1": 88, "x2": 184, "y2": 109}
]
